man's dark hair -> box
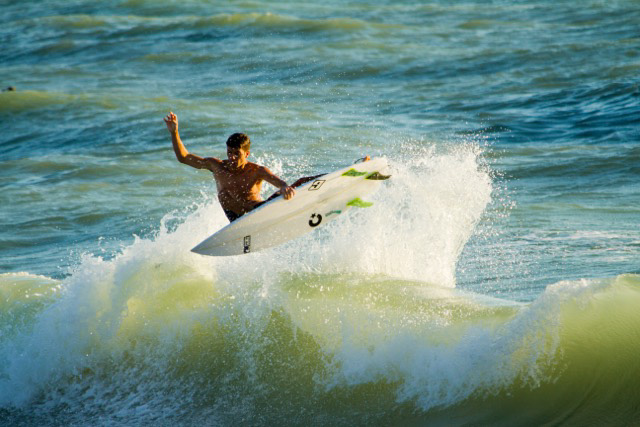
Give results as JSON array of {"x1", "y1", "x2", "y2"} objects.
[{"x1": 226, "y1": 133, "x2": 251, "y2": 150}]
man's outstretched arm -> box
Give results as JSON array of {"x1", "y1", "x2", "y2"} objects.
[{"x1": 164, "y1": 112, "x2": 214, "y2": 170}]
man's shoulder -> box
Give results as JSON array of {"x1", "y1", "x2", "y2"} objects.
[
  {"x1": 252, "y1": 163, "x2": 273, "y2": 176},
  {"x1": 204, "y1": 157, "x2": 223, "y2": 168},
  {"x1": 241, "y1": 161, "x2": 264, "y2": 172}
]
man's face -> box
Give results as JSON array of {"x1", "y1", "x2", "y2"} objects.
[{"x1": 227, "y1": 146, "x2": 248, "y2": 165}]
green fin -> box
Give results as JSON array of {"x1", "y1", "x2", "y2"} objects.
[
  {"x1": 342, "y1": 168, "x2": 368, "y2": 177},
  {"x1": 347, "y1": 197, "x2": 373, "y2": 208},
  {"x1": 365, "y1": 171, "x2": 391, "y2": 180}
]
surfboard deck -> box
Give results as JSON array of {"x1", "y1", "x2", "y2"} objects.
[{"x1": 191, "y1": 157, "x2": 390, "y2": 256}]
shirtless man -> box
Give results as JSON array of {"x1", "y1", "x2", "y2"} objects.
[{"x1": 164, "y1": 111, "x2": 299, "y2": 222}]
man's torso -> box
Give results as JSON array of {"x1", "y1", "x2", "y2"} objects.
[{"x1": 211, "y1": 160, "x2": 264, "y2": 216}]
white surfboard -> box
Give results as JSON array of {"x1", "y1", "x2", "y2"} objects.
[{"x1": 191, "y1": 157, "x2": 390, "y2": 256}]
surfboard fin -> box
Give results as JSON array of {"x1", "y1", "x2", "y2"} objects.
[
  {"x1": 347, "y1": 198, "x2": 373, "y2": 208},
  {"x1": 365, "y1": 171, "x2": 391, "y2": 180}
]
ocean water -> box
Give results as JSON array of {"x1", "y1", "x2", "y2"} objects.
[{"x1": 1, "y1": 0, "x2": 639, "y2": 425}]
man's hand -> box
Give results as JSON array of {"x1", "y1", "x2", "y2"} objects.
[
  {"x1": 281, "y1": 186, "x2": 295, "y2": 200},
  {"x1": 164, "y1": 112, "x2": 178, "y2": 134}
]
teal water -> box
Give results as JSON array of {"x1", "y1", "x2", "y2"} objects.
[{"x1": 1, "y1": 1, "x2": 639, "y2": 425}]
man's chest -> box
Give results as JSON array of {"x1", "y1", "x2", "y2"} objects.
[{"x1": 215, "y1": 170, "x2": 262, "y2": 193}]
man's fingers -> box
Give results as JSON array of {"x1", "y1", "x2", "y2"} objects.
[
  {"x1": 164, "y1": 112, "x2": 177, "y2": 126},
  {"x1": 284, "y1": 187, "x2": 295, "y2": 200}
]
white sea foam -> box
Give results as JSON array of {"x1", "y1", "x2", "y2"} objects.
[
  {"x1": 319, "y1": 276, "x2": 614, "y2": 410},
  {"x1": 0, "y1": 142, "x2": 495, "y2": 410}
]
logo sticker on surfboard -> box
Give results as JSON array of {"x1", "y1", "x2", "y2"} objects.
[
  {"x1": 309, "y1": 180, "x2": 325, "y2": 191},
  {"x1": 342, "y1": 168, "x2": 368, "y2": 177},
  {"x1": 308, "y1": 213, "x2": 322, "y2": 227},
  {"x1": 243, "y1": 235, "x2": 251, "y2": 253}
]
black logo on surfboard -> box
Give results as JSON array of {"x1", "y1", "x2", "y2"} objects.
[
  {"x1": 309, "y1": 180, "x2": 325, "y2": 191},
  {"x1": 309, "y1": 213, "x2": 322, "y2": 227},
  {"x1": 243, "y1": 235, "x2": 251, "y2": 253}
]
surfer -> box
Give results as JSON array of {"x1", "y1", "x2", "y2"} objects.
[{"x1": 164, "y1": 111, "x2": 318, "y2": 222}]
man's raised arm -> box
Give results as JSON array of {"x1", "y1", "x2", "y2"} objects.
[{"x1": 164, "y1": 112, "x2": 213, "y2": 170}]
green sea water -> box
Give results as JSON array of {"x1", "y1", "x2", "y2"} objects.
[{"x1": 1, "y1": 0, "x2": 639, "y2": 425}]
